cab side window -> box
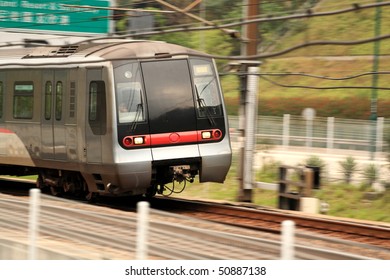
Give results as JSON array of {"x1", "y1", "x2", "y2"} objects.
[{"x1": 88, "y1": 81, "x2": 106, "y2": 135}]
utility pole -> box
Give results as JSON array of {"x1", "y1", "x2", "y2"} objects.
[
  {"x1": 237, "y1": 0, "x2": 260, "y2": 202},
  {"x1": 246, "y1": 0, "x2": 260, "y2": 56},
  {"x1": 370, "y1": 0, "x2": 382, "y2": 160}
]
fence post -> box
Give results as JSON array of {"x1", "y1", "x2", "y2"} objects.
[
  {"x1": 376, "y1": 117, "x2": 384, "y2": 153},
  {"x1": 327, "y1": 117, "x2": 334, "y2": 151},
  {"x1": 281, "y1": 220, "x2": 295, "y2": 260},
  {"x1": 28, "y1": 188, "x2": 41, "y2": 260},
  {"x1": 283, "y1": 114, "x2": 290, "y2": 147},
  {"x1": 136, "y1": 201, "x2": 150, "y2": 260}
]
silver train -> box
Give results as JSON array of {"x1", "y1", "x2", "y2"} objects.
[{"x1": 0, "y1": 40, "x2": 232, "y2": 199}]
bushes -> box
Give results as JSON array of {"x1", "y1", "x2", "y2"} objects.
[
  {"x1": 260, "y1": 96, "x2": 385, "y2": 119},
  {"x1": 224, "y1": 95, "x2": 390, "y2": 119},
  {"x1": 339, "y1": 156, "x2": 359, "y2": 184}
]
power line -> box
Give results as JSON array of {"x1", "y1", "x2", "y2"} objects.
[
  {"x1": 2, "y1": 31, "x2": 390, "y2": 61},
  {"x1": 3, "y1": 0, "x2": 381, "y2": 39},
  {"x1": 128, "y1": 1, "x2": 390, "y2": 37},
  {"x1": 259, "y1": 75, "x2": 390, "y2": 90},
  {"x1": 258, "y1": 71, "x2": 390, "y2": 81},
  {"x1": 2, "y1": 1, "x2": 389, "y2": 42},
  {"x1": 212, "y1": 33, "x2": 390, "y2": 60}
]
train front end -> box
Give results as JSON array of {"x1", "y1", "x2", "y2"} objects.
[{"x1": 113, "y1": 45, "x2": 232, "y2": 196}]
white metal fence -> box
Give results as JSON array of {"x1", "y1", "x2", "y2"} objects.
[
  {"x1": 0, "y1": 190, "x2": 377, "y2": 260},
  {"x1": 229, "y1": 115, "x2": 389, "y2": 152}
]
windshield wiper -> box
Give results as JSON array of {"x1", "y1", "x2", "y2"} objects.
[
  {"x1": 130, "y1": 103, "x2": 143, "y2": 132},
  {"x1": 199, "y1": 77, "x2": 215, "y2": 96},
  {"x1": 195, "y1": 86, "x2": 216, "y2": 127}
]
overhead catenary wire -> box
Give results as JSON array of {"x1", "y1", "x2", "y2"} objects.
[
  {"x1": 2, "y1": 1, "x2": 385, "y2": 40},
  {"x1": 254, "y1": 71, "x2": 390, "y2": 81},
  {"x1": 0, "y1": 1, "x2": 387, "y2": 46},
  {"x1": 1, "y1": 32, "x2": 390, "y2": 63},
  {"x1": 126, "y1": 1, "x2": 390, "y2": 37},
  {"x1": 259, "y1": 75, "x2": 390, "y2": 91},
  {"x1": 219, "y1": 69, "x2": 390, "y2": 90},
  {"x1": 0, "y1": 1, "x2": 389, "y2": 91}
]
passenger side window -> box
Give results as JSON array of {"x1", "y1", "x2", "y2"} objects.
[
  {"x1": 88, "y1": 81, "x2": 106, "y2": 135},
  {"x1": 13, "y1": 82, "x2": 34, "y2": 119}
]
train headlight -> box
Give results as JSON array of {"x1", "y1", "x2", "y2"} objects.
[
  {"x1": 134, "y1": 136, "x2": 144, "y2": 145},
  {"x1": 201, "y1": 131, "x2": 212, "y2": 139}
]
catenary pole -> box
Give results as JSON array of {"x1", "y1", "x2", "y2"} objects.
[
  {"x1": 238, "y1": 0, "x2": 260, "y2": 202},
  {"x1": 370, "y1": 0, "x2": 382, "y2": 160}
]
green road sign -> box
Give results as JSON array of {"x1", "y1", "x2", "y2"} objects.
[{"x1": 0, "y1": 0, "x2": 111, "y2": 34}]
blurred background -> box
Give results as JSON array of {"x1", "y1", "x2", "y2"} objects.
[{"x1": 1, "y1": 0, "x2": 390, "y2": 221}]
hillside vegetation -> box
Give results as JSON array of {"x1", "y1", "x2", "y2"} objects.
[{"x1": 221, "y1": 0, "x2": 390, "y2": 119}]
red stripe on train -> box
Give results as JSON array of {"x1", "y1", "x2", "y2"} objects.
[
  {"x1": 0, "y1": 128, "x2": 13, "y2": 134},
  {"x1": 150, "y1": 131, "x2": 198, "y2": 146},
  {"x1": 122, "y1": 129, "x2": 222, "y2": 148}
]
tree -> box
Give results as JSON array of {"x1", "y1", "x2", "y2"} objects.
[
  {"x1": 339, "y1": 156, "x2": 359, "y2": 184},
  {"x1": 363, "y1": 164, "x2": 379, "y2": 188}
]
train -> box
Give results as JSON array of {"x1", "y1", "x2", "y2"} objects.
[{"x1": 0, "y1": 39, "x2": 232, "y2": 200}]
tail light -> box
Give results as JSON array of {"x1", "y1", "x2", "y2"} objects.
[
  {"x1": 213, "y1": 130, "x2": 222, "y2": 139},
  {"x1": 201, "y1": 129, "x2": 222, "y2": 140},
  {"x1": 123, "y1": 136, "x2": 147, "y2": 148},
  {"x1": 123, "y1": 136, "x2": 133, "y2": 147}
]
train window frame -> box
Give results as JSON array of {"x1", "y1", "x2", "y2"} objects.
[
  {"x1": 0, "y1": 81, "x2": 3, "y2": 119},
  {"x1": 44, "y1": 81, "x2": 52, "y2": 120},
  {"x1": 189, "y1": 59, "x2": 223, "y2": 118},
  {"x1": 117, "y1": 82, "x2": 145, "y2": 124},
  {"x1": 13, "y1": 82, "x2": 34, "y2": 119},
  {"x1": 88, "y1": 80, "x2": 107, "y2": 135},
  {"x1": 114, "y1": 61, "x2": 146, "y2": 125},
  {"x1": 55, "y1": 81, "x2": 63, "y2": 121}
]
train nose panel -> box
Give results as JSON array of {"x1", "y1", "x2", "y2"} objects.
[{"x1": 141, "y1": 59, "x2": 200, "y2": 160}]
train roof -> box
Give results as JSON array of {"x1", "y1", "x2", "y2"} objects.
[{"x1": 0, "y1": 40, "x2": 209, "y2": 64}]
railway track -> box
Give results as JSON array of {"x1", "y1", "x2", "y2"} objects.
[
  {"x1": 1, "y1": 178, "x2": 389, "y2": 259},
  {"x1": 149, "y1": 197, "x2": 390, "y2": 249}
]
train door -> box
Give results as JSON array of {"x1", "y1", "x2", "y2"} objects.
[
  {"x1": 85, "y1": 68, "x2": 105, "y2": 163},
  {"x1": 141, "y1": 60, "x2": 200, "y2": 160},
  {"x1": 0, "y1": 71, "x2": 4, "y2": 156},
  {"x1": 41, "y1": 70, "x2": 67, "y2": 160}
]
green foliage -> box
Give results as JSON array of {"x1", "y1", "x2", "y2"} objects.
[
  {"x1": 303, "y1": 155, "x2": 326, "y2": 168},
  {"x1": 189, "y1": 30, "x2": 235, "y2": 70},
  {"x1": 223, "y1": 95, "x2": 390, "y2": 119},
  {"x1": 256, "y1": 160, "x2": 281, "y2": 183},
  {"x1": 362, "y1": 164, "x2": 379, "y2": 187},
  {"x1": 339, "y1": 156, "x2": 359, "y2": 184}
]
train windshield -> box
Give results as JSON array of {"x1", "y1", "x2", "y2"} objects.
[
  {"x1": 114, "y1": 62, "x2": 145, "y2": 124},
  {"x1": 190, "y1": 59, "x2": 222, "y2": 118}
]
